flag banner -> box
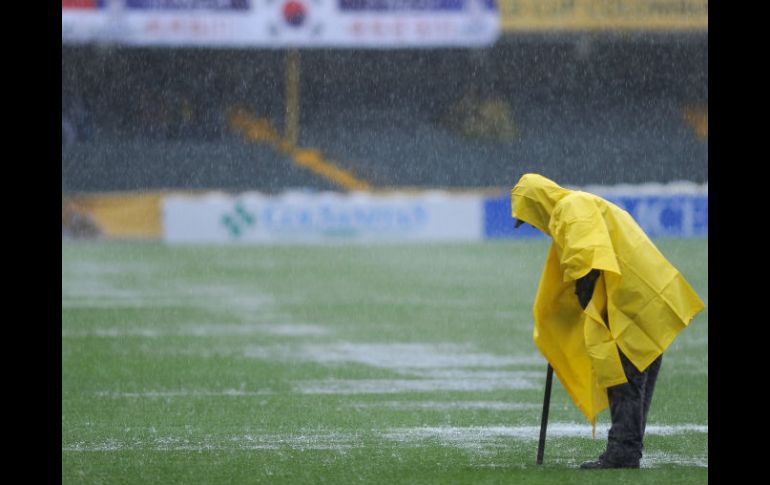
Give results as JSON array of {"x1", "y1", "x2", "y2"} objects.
[{"x1": 62, "y1": 0, "x2": 500, "y2": 47}]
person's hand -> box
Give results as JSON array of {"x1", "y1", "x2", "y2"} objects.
[{"x1": 575, "y1": 269, "x2": 600, "y2": 309}]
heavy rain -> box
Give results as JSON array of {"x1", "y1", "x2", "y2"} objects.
[{"x1": 62, "y1": 2, "x2": 708, "y2": 484}]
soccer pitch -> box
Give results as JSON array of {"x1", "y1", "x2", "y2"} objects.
[{"x1": 62, "y1": 239, "x2": 708, "y2": 485}]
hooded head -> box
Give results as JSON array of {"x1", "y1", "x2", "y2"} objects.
[{"x1": 511, "y1": 173, "x2": 572, "y2": 235}]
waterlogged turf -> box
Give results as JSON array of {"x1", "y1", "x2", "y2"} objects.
[{"x1": 62, "y1": 240, "x2": 708, "y2": 484}]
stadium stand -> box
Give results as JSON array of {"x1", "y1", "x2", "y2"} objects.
[{"x1": 62, "y1": 35, "x2": 707, "y2": 192}]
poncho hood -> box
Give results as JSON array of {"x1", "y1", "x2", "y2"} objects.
[{"x1": 510, "y1": 173, "x2": 572, "y2": 235}]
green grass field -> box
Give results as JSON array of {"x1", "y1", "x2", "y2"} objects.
[{"x1": 62, "y1": 239, "x2": 708, "y2": 485}]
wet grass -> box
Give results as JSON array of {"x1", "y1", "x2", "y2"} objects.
[{"x1": 62, "y1": 239, "x2": 708, "y2": 484}]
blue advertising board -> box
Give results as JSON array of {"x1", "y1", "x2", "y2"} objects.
[{"x1": 484, "y1": 192, "x2": 708, "y2": 239}]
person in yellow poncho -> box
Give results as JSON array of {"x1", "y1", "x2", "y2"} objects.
[{"x1": 510, "y1": 173, "x2": 705, "y2": 469}]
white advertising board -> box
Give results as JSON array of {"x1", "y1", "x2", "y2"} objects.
[
  {"x1": 163, "y1": 191, "x2": 484, "y2": 243},
  {"x1": 62, "y1": 0, "x2": 500, "y2": 48}
]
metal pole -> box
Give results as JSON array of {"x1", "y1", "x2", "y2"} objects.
[
  {"x1": 285, "y1": 48, "x2": 300, "y2": 149},
  {"x1": 536, "y1": 363, "x2": 554, "y2": 465}
]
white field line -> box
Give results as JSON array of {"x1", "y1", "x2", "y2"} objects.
[
  {"x1": 640, "y1": 451, "x2": 708, "y2": 468},
  {"x1": 243, "y1": 343, "x2": 544, "y2": 369},
  {"x1": 352, "y1": 295, "x2": 487, "y2": 308},
  {"x1": 94, "y1": 389, "x2": 275, "y2": 398},
  {"x1": 399, "y1": 369, "x2": 543, "y2": 380},
  {"x1": 62, "y1": 260, "x2": 160, "y2": 277},
  {"x1": 470, "y1": 452, "x2": 708, "y2": 469},
  {"x1": 383, "y1": 423, "x2": 708, "y2": 444},
  {"x1": 63, "y1": 432, "x2": 363, "y2": 452},
  {"x1": 61, "y1": 292, "x2": 274, "y2": 310},
  {"x1": 348, "y1": 401, "x2": 541, "y2": 411},
  {"x1": 662, "y1": 354, "x2": 709, "y2": 376},
  {"x1": 670, "y1": 334, "x2": 708, "y2": 349},
  {"x1": 242, "y1": 342, "x2": 545, "y2": 394},
  {"x1": 62, "y1": 323, "x2": 330, "y2": 338},
  {"x1": 294, "y1": 377, "x2": 539, "y2": 394},
  {"x1": 259, "y1": 324, "x2": 330, "y2": 336},
  {"x1": 62, "y1": 269, "x2": 276, "y2": 314},
  {"x1": 92, "y1": 392, "x2": 538, "y2": 410},
  {"x1": 63, "y1": 423, "x2": 707, "y2": 465}
]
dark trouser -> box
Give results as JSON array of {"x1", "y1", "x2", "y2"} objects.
[{"x1": 602, "y1": 350, "x2": 663, "y2": 466}]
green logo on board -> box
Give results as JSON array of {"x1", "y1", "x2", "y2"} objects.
[{"x1": 221, "y1": 203, "x2": 256, "y2": 238}]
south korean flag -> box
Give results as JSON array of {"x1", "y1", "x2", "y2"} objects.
[{"x1": 264, "y1": 0, "x2": 332, "y2": 43}]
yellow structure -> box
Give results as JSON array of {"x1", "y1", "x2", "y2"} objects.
[
  {"x1": 63, "y1": 192, "x2": 164, "y2": 239},
  {"x1": 498, "y1": 0, "x2": 708, "y2": 32},
  {"x1": 228, "y1": 108, "x2": 371, "y2": 192}
]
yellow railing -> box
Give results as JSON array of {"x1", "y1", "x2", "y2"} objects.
[
  {"x1": 228, "y1": 108, "x2": 372, "y2": 192},
  {"x1": 498, "y1": 0, "x2": 708, "y2": 32},
  {"x1": 683, "y1": 105, "x2": 708, "y2": 141}
]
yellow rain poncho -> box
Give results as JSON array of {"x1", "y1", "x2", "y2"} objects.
[{"x1": 511, "y1": 173, "x2": 704, "y2": 430}]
